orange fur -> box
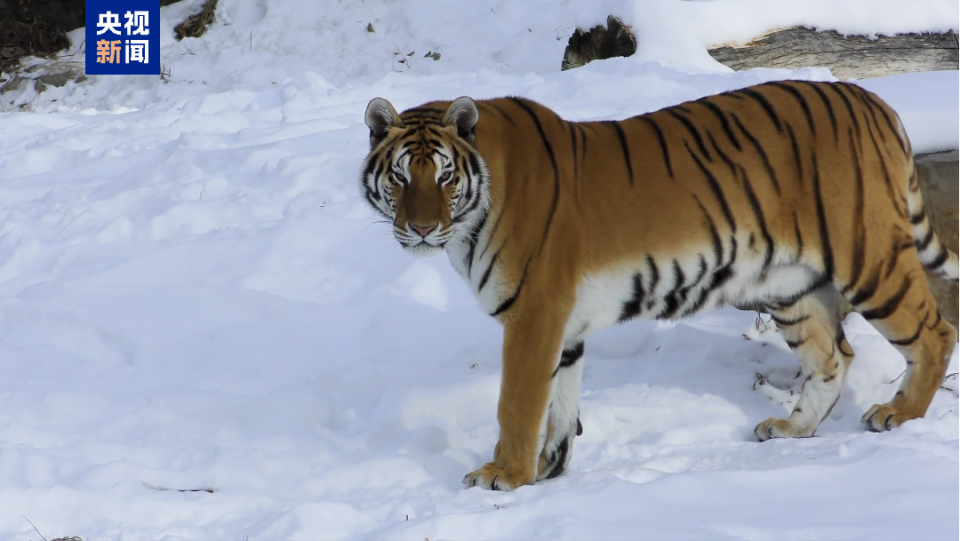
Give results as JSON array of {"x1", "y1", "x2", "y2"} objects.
[{"x1": 361, "y1": 81, "x2": 958, "y2": 490}]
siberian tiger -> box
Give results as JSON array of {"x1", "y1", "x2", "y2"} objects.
[{"x1": 359, "y1": 80, "x2": 959, "y2": 491}]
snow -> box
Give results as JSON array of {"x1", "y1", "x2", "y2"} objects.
[{"x1": 0, "y1": 1, "x2": 957, "y2": 539}]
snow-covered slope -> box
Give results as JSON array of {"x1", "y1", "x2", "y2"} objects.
[{"x1": 0, "y1": 1, "x2": 957, "y2": 539}]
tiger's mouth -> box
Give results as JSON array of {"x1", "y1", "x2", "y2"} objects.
[
  {"x1": 402, "y1": 239, "x2": 446, "y2": 255},
  {"x1": 395, "y1": 230, "x2": 447, "y2": 253}
]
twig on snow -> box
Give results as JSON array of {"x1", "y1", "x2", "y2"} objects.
[{"x1": 22, "y1": 516, "x2": 47, "y2": 541}]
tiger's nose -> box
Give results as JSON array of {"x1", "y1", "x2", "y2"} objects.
[{"x1": 410, "y1": 223, "x2": 438, "y2": 237}]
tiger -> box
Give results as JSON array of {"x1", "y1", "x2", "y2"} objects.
[{"x1": 359, "y1": 80, "x2": 959, "y2": 491}]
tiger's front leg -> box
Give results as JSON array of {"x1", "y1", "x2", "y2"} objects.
[{"x1": 463, "y1": 296, "x2": 572, "y2": 491}]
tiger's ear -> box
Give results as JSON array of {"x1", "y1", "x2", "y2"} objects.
[
  {"x1": 443, "y1": 96, "x2": 479, "y2": 144},
  {"x1": 365, "y1": 98, "x2": 400, "y2": 147}
]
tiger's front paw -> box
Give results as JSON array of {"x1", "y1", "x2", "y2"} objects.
[
  {"x1": 463, "y1": 463, "x2": 533, "y2": 491},
  {"x1": 755, "y1": 417, "x2": 815, "y2": 441},
  {"x1": 862, "y1": 404, "x2": 918, "y2": 432}
]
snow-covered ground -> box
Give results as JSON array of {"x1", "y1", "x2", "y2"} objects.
[{"x1": 0, "y1": 1, "x2": 958, "y2": 539}]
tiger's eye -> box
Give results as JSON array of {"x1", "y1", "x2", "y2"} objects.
[{"x1": 439, "y1": 171, "x2": 454, "y2": 184}]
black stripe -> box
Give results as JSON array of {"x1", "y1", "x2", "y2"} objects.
[
  {"x1": 640, "y1": 116, "x2": 673, "y2": 178},
  {"x1": 909, "y1": 211, "x2": 926, "y2": 225},
  {"x1": 510, "y1": 98, "x2": 561, "y2": 253},
  {"x1": 812, "y1": 155, "x2": 834, "y2": 279},
  {"x1": 491, "y1": 256, "x2": 532, "y2": 316},
  {"x1": 836, "y1": 325, "x2": 855, "y2": 357},
  {"x1": 740, "y1": 88, "x2": 783, "y2": 133},
  {"x1": 569, "y1": 123, "x2": 579, "y2": 181},
  {"x1": 885, "y1": 240, "x2": 915, "y2": 279},
  {"x1": 768, "y1": 274, "x2": 828, "y2": 310},
  {"x1": 679, "y1": 287, "x2": 711, "y2": 318},
  {"x1": 371, "y1": 158, "x2": 386, "y2": 183},
  {"x1": 608, "y1": 121, "x2": 634, "y2": 184},
  {"x1": 618, "y1": 273, "x2": 645, "y2": 323},
  {"x1": 543, "y1": 436, "x2": 570, "y2": 480},
  {"x1": 916, "y1": 226, "x2": 935, "y2": 251},
  {"x1": 694, "y1": 195, "x2": 724, "y2": 267},
  {"x1": 862, "y1": 112, "x2": 907, "y2": 219},
  {"x1": 464, "y1": 211, "x2": 488, "y2": 276},
  {"x1": 860, "y1": 276, "x2": 912, "y2": 321},
  {"x1": 477, "y1": 247, "x2": 501, "y2": 291},
  {"x1": 667, "y1": 109, "x2": 712, "y2": 161},
  {"x1": 927, "y1": 246, "x2": 949, "y2": 270},
  {"x1": 737, "y1": 164, "x2": 775, "y2": 274},
  {"x1": 577, "y1": 124, "x2": 588, "y2": 161},
  {"x1": 827, "y1": 84, "x2": 862, "y2": 142},
  {"x1": 482, "y1": 102, "x2": 517, "y2": 126},
  {"x1": 687, "y1": 148, "x2": 737, "y2": 233},
  {"x1": 802, "y1": 82, "x2": 838, "y2": 142},
  {"x1": 771, "y1": 82, "x2": 815, "y2": 134},
  {"x1": 844, "y1": 129, "x2": 867, "y2": 294},
  {"x1": 793, "y1": 212, "x2": 804, "y2": 261},
  {"x1": 554, "y1": 342, "x2": 585, "y2": 375},
  {"x1": 477, "y1": 211, "x2": 501, "y2": 261},
  {"x1": 657, "y1": 260, "x2": 686, "y2": 320},
  {"x1": 852, "y1": 85, "x2": 905, "y2": 150},
  {"x1": 889, "y1": 318, "x2": 925, "y2": 346},
  {"x1": 927, "y1": 310, "x2": 942, "y2": 329},
  {"x1": 645, "y1": 255, "x2": 660, "y2": 310},
  {"x1": 699, "y1": 99, "x2": 741, "y2": 151},
  {"x1": 678, "y1": 255, "x2": 709, "y2": 307},
  {"x1": 848, "y1": 86, "x2": 888, "y2": 146},
  {"x1": 464, "y1": 212, "x2": 490, "y2": 268},
  {"x1": 848, "y1": 265, "x2": 881, "y2": 306},
  {"x1": 452, "y1": 186, "x2": 483, "y2": 221},
  {"x1": 730, "y1": 113, "x2": 781, "y2": 194},
  {"x1": 785, "y1": 123, "x2": 803, "y2": 179},
  {"x1": 785, "y1": 339, "x2": 805, "y2": 349},
  {"x1": 706, "y1": 132, "x2": 736, "y2": 176},
  {"x1": 467, "y1": 151, "x2": 482, "y2": 177},
  {"x1": 771, "y1": 313, "x2": 809, "y2": 326}
]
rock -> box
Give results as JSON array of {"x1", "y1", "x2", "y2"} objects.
[{"x1": 0, "y1": 59, "x2": 86, "y2": 106}]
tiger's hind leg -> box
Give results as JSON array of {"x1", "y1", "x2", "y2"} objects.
[
  {"x1": 536, "y1": 340, "x2": 584, "y2": 482},
  {"x1": 852, "y1": 266, "x2": 958, "y2": 431},
  {"x1": 756, "y1": 283, "x2": 855, "y2": 441}
]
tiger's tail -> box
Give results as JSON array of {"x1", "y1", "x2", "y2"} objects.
[{"x1": 903, "y1": 154, "x2": 959, "y2": 282}]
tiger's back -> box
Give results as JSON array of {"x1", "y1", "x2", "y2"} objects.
[{"x1": 360, "y1": 80, "x2": 958, "y2": 491}]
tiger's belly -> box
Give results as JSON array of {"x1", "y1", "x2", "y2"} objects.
[
  {"x1": 447, "y1": 238, "x2": 823, "y2": 342},
  {"x1": 564, "y1": 259, "x2": 822, "y2": 343}
]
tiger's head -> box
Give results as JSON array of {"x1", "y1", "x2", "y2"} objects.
[{"x1": 360, "y1": 96, "x2": 490, "y2": 256}]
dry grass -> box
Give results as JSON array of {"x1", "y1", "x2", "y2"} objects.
[
  {"x1": 561, "y1": 15, "x2": 637, "y2": 71},
  {"x1": 174, "y1": 0, "x2": 218, "y2": 41}
]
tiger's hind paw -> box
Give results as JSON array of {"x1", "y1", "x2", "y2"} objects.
[
  {"x1": 862, "y1": 404, "x2": 919, "y2": 432},
  {"x1": 754, "y1": 417, "x2": 815, "y2": 441},
  {"x1": 537, "y1": 432, "x2": 573, "y2": 481}
]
